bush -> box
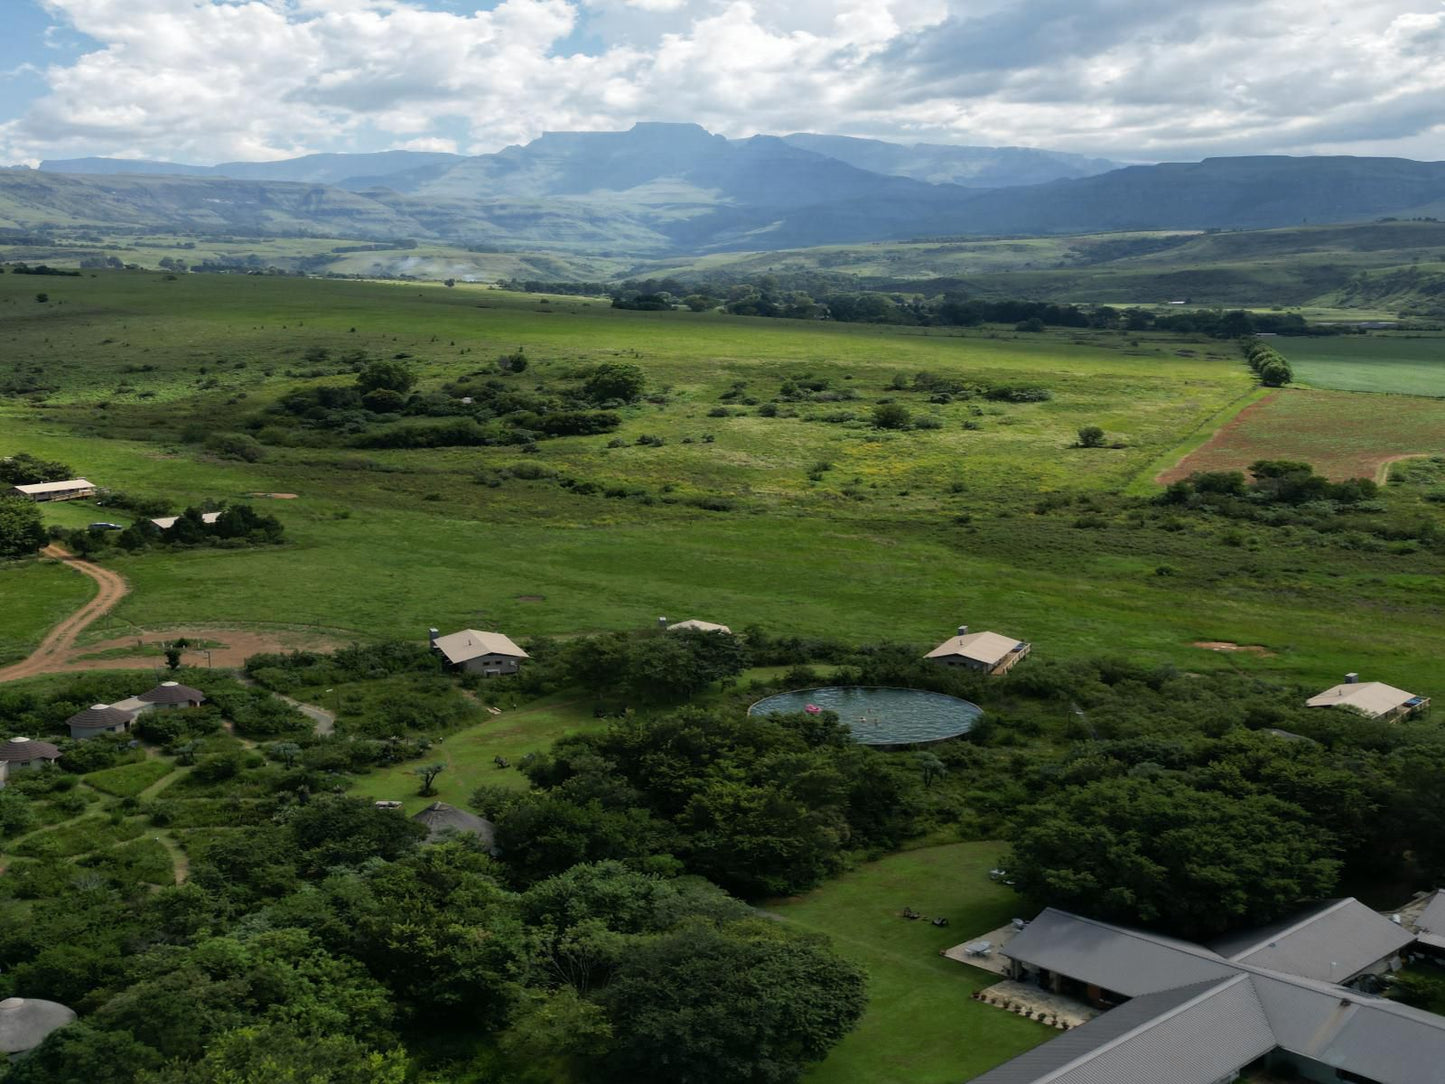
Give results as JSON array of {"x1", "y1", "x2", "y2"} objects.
[
  {"x1": 1078, "y1": 425, "x2": 1106, "y2": 448},
  {"x1": 872, "y1": 403, "x2": 912, "y2": 430}
]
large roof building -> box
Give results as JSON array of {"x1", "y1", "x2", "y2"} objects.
[
  {"x1": 925, "y1": 625, "x2": 1031, "y2": 675},
  {"x1": 1306, "y1": 676, "x2": 1428, "y2": 721},
  {"x1": 430, "y1": 628, "x2": 529, "y2": 676},
  {"x1": 970, "y1": 901, "x2": 1431, "y2": 1084}
]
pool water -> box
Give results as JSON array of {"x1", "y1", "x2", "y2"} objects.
[{"x1": 748, "y1": 686, "x2": 982, "y2": 746}]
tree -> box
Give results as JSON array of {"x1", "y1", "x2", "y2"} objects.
[
  {"x1": 582, "y1": 363, "x2": 646, "y2": 404},
  {"x1": 1077, "y1": 425, "x2": 1106, "y2": 448},
  {"x1": 915, "y1": 750, "x2": 947, "y2": 788},
  {"x1": 0, "y1": 452, "x2": 72, "y2": 486},
  {"x1": 596, "y1": 922, "x2": 866, "y2": 1084},
  {"x1": 415, "y1": 762, "x2": 446, "y2": 796},
  {"x1": 164, "y1": 646, "x2": 183, "y2": 671},
  {"x1": 0, "y1": 497, "x2": 47, "y2": 558},
  {"x1": 1006, "y1": 776, "x2": 1340, "y2": 939},
  {"x1": 1259, "y1": 359, "x2": 1292, "y2": 387},
  {"x1": 871, "y1": 403, "x2": 911, "y2": 430},
  {"x1": 356, "y1": 359, "x2": 416, "y2": 397}
]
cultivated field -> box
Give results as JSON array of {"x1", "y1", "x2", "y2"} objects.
[
  {"x1": 1285, "y1": 334, "x2": 1445, "y2": 397},
  {"x1": 1159, "y1": 389, "x2": 1445, "y2": 483}
]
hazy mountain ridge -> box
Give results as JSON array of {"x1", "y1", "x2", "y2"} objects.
[{"x1": 9, "y1": 126, "x2": 1445, "y2": 255}]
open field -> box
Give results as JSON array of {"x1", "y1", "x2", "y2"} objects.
[
  {"x1": 0, "y1": 557, "x2": 97, "y2": 665},
  {"x1": 767, "y1": 842, "x2": 1050, "y2": 1084},
  {"x1": 346, "y1": 694, "x2": 605, "y2": 810},
  {"x1": 1285, "y1": 334, "x2": 1445, "y2": 397},
  {"x1": 3, "y1": 270, "x2": 1445, "y2": 694},
  {"x1": 1159, "y1": 389, "x2": 1445, "y2": 484}
]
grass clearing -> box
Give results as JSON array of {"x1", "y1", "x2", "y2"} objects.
[
  {"x1": 0, "y1": 558, "x2": 96, "y2": 665},
  {"x1": 1287, "y1": 334, "x2": 1445, "y2": 397},
  {"x1": 84, "y1": 759, "x2": 175, "y2": 798},
  {"x1": 1159, "y1": 388, "x2": 1445, "y2": 483},
  {"x1": 767, "y1": 842, "x2": 1049, "y2": 1084},
  {"x1": 346, "y1": 693, "x2": 604, "y2": 812}
]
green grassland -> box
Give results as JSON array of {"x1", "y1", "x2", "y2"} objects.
[
  {"x1": 2, "y1": 270, "x2": 1444, "y2": 694},
  {"x1": 0, "y1": 558, "x2": 96, "y2": 665},
  {"x1": 1284, "y1": 334, "x2": 1445, "y2": 396},
  {"x1": 767, "y1": 842, "x2": 1049, "y2": 1084}
]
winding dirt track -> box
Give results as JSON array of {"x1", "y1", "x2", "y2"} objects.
[{"x1": 0, "y1": 546, "x2": 130, "y2": 683}]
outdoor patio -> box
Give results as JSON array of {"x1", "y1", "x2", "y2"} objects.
[
  {"x1": 942, "y1": 921, "x2": 1022, "y2": 975},
  {"x1": 974, "y1": 979, "x2": 1098, "y2": 1028}
]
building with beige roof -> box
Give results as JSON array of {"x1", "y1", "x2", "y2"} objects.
[
  {"x1": 430, "y1": 628, "x2": 529, "y2": 676},
  {"x1": 665, "y1": 619, "x2": 732, "y2": 634},
  {"x1": 11, "y1": 479, "x2": 96, "y2": 502},
  {"x1": 925, "y1": 625, "x2": 1031, "y2": 675},
  {"x1": 1306, "y1": 675, "x2": 1428, "y2": 721}
]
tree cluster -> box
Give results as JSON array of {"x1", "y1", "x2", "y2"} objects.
[
  {"x1": 1244, "y1": 338, "x2": 1294, "y2": 386},
  {"x1": 53, "y1": 503, "x2": 285, "y2": 558}
]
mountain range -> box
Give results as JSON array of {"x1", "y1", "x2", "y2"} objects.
[{"x1": 3, "y1": 123, "x2": 1443, "y2": 256}]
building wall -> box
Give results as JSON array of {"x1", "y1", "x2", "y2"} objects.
[
  {"x1": 932, "y1": 656, "x2": 989, "y2": 671},
  {"x1": 460, "y1": 654, "x2": 521, "y2": 676}
]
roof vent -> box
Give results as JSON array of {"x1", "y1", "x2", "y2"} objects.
[
  {"x1": 161, "y1": 681, "x2": 178, "y2": 687},
  {"x1": 0, "y1": 998, "x2": 22, "y2": 1010},
  {"x1": 8, "y1": 736, "x2": 29, "y2": 744},
  {"x1": 90, "y1": 704, "x2": 109, "y2": 711},
  {"x1": 428, "y1": 627, "x2": 439, "y2": 642},
  {"x1": 957, "y1": 625, "x2": 969, "y2": 636},
  {"x1": 1345, "y1": 672, "x2": 1359, "y2": 684}
]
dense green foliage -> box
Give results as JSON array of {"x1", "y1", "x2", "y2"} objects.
[{"x1": 0, "y1": 497, "x2": 46, "y2": 559}]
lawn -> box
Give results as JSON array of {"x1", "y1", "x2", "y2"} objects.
[
  {"x1": 346, "y1": 692, "x2": 605, "y2": 812},
  {"x1": 1285, "y1": 334, "x2": 1445, "y2": 397},
  {"x1": 0, "y1": 557, "x2": 96, "y2": 665},
  {"x1": 766, "y1": 842, "x2": 1050, "y2": 1084},
  {"x1": 84, "y1": 759, "x2": 175, "y2": 798},
  {"x1": 1159, "y1": 388, "x2": 1445, "y2": 483}
]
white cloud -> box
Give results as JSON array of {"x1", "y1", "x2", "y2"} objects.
[{"x1": 2, "y1": 0, "x2": 1443, "y2": 164}]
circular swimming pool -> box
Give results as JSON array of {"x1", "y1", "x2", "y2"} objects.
[{"x1": 747, "y1": 686, "x2": 983, "y2": 746}]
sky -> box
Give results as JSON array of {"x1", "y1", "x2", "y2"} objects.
[{"x1": 1, "y1": 0, "x2": 1443, "y2": 167}]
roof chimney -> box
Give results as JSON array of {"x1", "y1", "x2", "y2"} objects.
[
  {"x1": 428, "y1": 627, "x2": 440, "y2": 643},
  {"x1": 1345, "y1": 672, "x2": 1359, "y2": 684},
  {"x1": 957, "y1": 625, "x2": 969, "y2": 637}
]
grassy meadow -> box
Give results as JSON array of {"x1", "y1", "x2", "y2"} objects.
[
  {"x1": 2, "y1": 269, "x2": 1443, "y2": 693},
  {"x1": 767, "y1": 842, "x2": 1050, "y2": 1084}
]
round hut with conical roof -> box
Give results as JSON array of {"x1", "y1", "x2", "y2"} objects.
[
  {"x1": 0, "y1": 738, "x2": 61, "y2": 780},
  {"x1": 411, "y1": 802, "x2": 498, "y2": 851},
  {"x1": 137, "y1": 681, "x2": 205, "y2": 709},
  {"x1": 0, "y1": 997, "x2": 75, "y2": 1056},
  {"x1": 64, "y1": 704, "x2": 134, "y2": 740}
]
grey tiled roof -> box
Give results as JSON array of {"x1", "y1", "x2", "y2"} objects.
[
  {"x1": 1208, "y1": 898, "x2": 1414, "y2": 983},
  {"x1": 1415, "y1": 890, "x2": 1445, "y2": 935},
  {"x1": 1000, "y1": 908, "x2": 1236, "y2": 997},
  {"x1": 968, "y1": 976, "x2": 1275, "y2": 1084}
]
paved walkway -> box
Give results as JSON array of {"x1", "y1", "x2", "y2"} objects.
[{"x1": 944, "y1": 922, "x2": 1022, "y2": 975}]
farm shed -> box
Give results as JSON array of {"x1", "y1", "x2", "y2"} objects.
[
  {"x1": 1306, "y1": 675, "x2": 1428, "y2": 721},
  {"x1": 430, "y1": 628, "x2": 529, "y2": 676},
  {"x1": 64, "y1": 704, "x2": 135, "y2": 740},
  {"x1": 925, "y1": 625, "x2": 1031, "y2": 675},
  {"x1": 11, "y1": 479, "x2": 96, "y2": 502},
  {"x1": 0, "y1": 997, "x2": 76, "y2": 1056},
  {"x1": 665, "y1": 619, "x2": 732, "y2": 633}
]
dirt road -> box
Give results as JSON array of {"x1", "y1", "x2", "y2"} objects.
[{"x1": 0, "y1": 546, "x2": 130, "y2": 683}]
